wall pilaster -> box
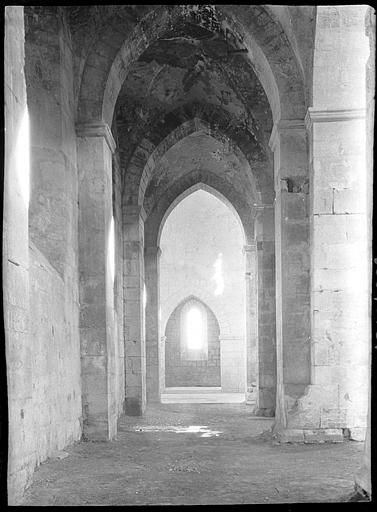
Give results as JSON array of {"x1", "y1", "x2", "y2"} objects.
[
  {"x1": 76, "y1": 122, "x2": 117, "y2": 440},
  {"x1": 123, "y1": 205, "x2": 147, "y2": 415}
]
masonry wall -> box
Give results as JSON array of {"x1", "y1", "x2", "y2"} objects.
[
  {"x1": 283, "y1": 6, "x2": 371, "y2": 439},
  {"x1": 22, "y1": 4, "x2": 81, "y2": 489},
  {"x1": 160, "y1": 190, "x2": 246, "y2": 393},
  {"x1": 165, "y1": 300, "x2": 221, "y2": 387},
  {"x1": 4, "y1": 6, "x2": 35, "y2": 504},
  {"x1": 29, "y1": 242, "x2": 82, "y2": 461}
]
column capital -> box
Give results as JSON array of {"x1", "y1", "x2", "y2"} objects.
[
  {"x1": 243, "y1": 243, "x2": 257, "y2": 254},
  {"x1": 253, "y1": 203, "x2": 274, "y2": 212},
  {"x1": 123, "y1": 204, "x2": 147, "y2": 222},
  {"x1": 305, "y1": 107, "x2": 366, "y2": 131},
  {"x1": 219, "y1": 336, "x2": 243, "y2": 342},
  {"x1": 269, "y1": 119, "x2": 306, "y2": 151},
  {"x1": 76, "y1": 121, "x2": 116, "y2": 154}
]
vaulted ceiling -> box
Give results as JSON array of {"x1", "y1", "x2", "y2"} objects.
[{"x1": 66, "y1": 5, "x2": 316, "y2": 211}]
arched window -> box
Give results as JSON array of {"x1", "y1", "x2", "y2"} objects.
[{"x1": 180, "y1": 299, "x2": 208, "y2": 360}]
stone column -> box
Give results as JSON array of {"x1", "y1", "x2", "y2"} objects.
[
  {"x1": 269, "y1": 120, "x2": 310, "y2": 432},
  {"x1": 290, "y1": 108, "x2": 369, "y2": 443},
  {"x1": 76, "y1": 122, "x2": 117, "y2": 440},
  {"x1": 145, "y1": 246, "x2": 162, "y2": 403},
  {"x1": 243, "y1": 243, "x2": 258, "y2": 405},
  {"x1": 355, "y1": 5, "x2": 374, "y2": 497},
  {"x1": 123, "y1": 205, "x2": 147, "y2": 415},
  {"x1": 254, "y1": 206, "x2": 276, "y2": 415}
]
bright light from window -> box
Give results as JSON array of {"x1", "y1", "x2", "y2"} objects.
[
  {"x1": 143, "y1": 282, "x2": 147, "y2": 309},
  {"x1": 108, "y1": 216, "x2": 115, "y2": 283},
  {"x1": 15, "y1": 108, "x2": 30, "y2": 207},
  {"x1": 186, "y1": 306, "x2": 204, "y2": 350},
  {"x1": 212, "y1": 252, "x2": 224, "y2": 296}
]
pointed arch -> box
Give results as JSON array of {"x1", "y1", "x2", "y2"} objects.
[
  {"x1": 157, "y1": 183, "x2": 246, "y2": 248},
  {"x1": 144, "y1": 173, "x2": 254, "y2": 248},
  {"x1": 76, "y1": 4, "x2": 306, "y2": 126}
]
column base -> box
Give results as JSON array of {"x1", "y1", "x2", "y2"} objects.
[
  {"x1": 252, "y1": 407, "x2": 275, "y2": 417},
  {"x1": 83, "y1": 418, "x2": 115, "y2": 442},
  {"x1": 125, "y1": 397, "x2": 145, "y2": 416},
  {"x1": 273, "y1": 427, "x2": 344, "y2": 444},
  {"x1": 354, "y1": 473, "x2": 371, "y2": 500},
  {"x1": 344, "y1": 427, "x2": 366, "y2": 442}
]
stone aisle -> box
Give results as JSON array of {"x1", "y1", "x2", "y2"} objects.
[{"x1": 22, "y1": 404, "x2": 364, "y2": 505}]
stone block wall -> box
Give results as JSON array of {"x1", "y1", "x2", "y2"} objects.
[
  {"x1": 5, "y1": 7, "x2": 82, "y2": 504},
  {"x1": 165, "y1": 299, "x2": 221, "y2": 387},
  {"x1": 279, "y1": 6, "x2": 371, "y2": 441},
  {"x1": 24, "y1": 5, "x2": 83, "y2": 443},
  {"x1": 29, "y1": 242, "x2": 82, "y2": 463},
  {"x1": 4, "y1": 6, "x2": 34, "y2": 504}
]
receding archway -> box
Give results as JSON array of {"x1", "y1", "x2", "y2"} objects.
[
  {"x1": 164, "y1": 296, "x2": 221, "y2": 389},
  {"x1": 156, "y1": 188, "x2": 248, "y2": 402}
]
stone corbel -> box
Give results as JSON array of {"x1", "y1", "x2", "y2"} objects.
[
  {"x1": 242, "y1": 243, "x2": 257, "y2": 254},
  {"x1": 305, "y1": 107, "x2": 366, "y2": 133},
  {"x1": 269, "y1": 119, "x2": 306, "y2": 152},
  {"x1": 76, "y1": 121, "x2": 116, "y2": 154}
]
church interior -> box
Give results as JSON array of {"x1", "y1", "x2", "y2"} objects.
[{"x1": 3, "y1": 4, "x2": 373, "y2": 505}]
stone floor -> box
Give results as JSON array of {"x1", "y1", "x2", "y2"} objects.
[{"x1": 22, "y1": 403, "x2": 365, "y2": 505}]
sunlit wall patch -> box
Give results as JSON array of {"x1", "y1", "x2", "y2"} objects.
[
  {"x1": 212, "y1": 252, "x2": 224, "y2": 296},
  {"x1": 108, "y1": 215, "x2": 115, "y2": 284},
  {"x1": 15, "y1": 108, "x2": 30, "y2": 207}
]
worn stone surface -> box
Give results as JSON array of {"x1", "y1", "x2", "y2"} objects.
[
  {"x1": 4, "y1": 7, "x2": 34, "y2": 505},
  {"x1": 21, "y1": 404, "x2": 365, "y2": 505},
  {"x1": 277, "y1": 429, "x2": 305, "y2": 444}
]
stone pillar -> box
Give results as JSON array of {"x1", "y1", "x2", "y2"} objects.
[
  {"x1": 123, "y1": 205, "x2": 147, "y2": 415},
  {"x1": 76, "y1": 122, "x2": 117, "y2": 440},
  {"x1": 269, "y1": 120, "x2": 310, "y2": 432},
  {"x1": 243, "y1": 243, "x2": 258, "y2": 405},
  {"x1": 295, "y1": 108, "x2": 369, "y2": 442},
  {"x1": 354, "y1": 5, "x2": 374, "y2": 497},
  {"x1": 4, "y1": 6, "x2": 35, "y2": 504},
  {"x1": 145, "y1": 245, "x2": 162, "y2": 403},
  {"x1": 255, "y1": 206, "x2": 276, "y2": 415}
]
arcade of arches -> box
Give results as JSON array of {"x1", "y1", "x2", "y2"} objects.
[{"x1": 3, "y1": 4, "x2": 374, "y2": 505}]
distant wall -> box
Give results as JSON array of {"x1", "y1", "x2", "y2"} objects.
[{"x1": 165, "y1": 299, "x2": 221, "y2": 387}]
